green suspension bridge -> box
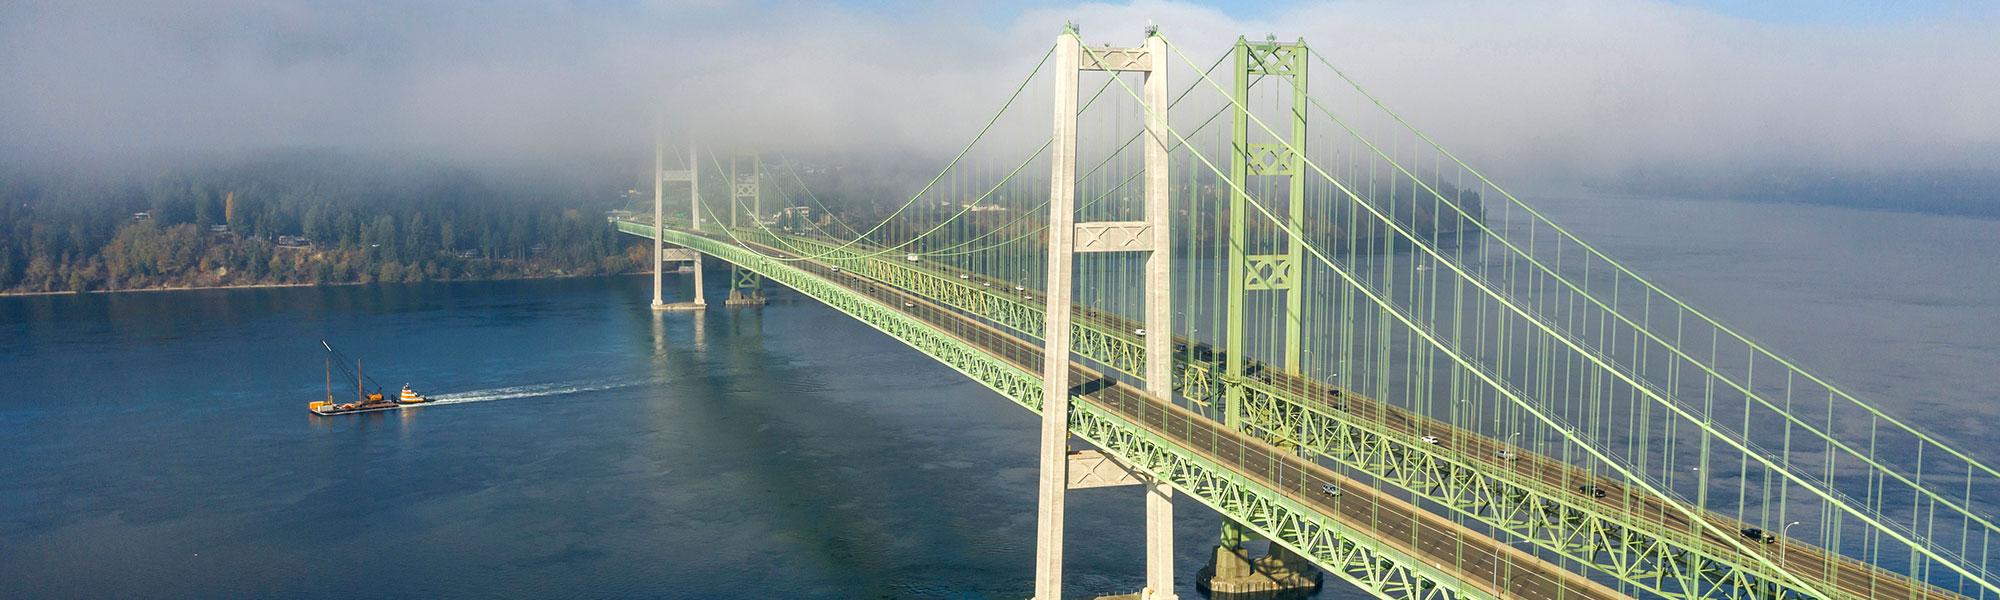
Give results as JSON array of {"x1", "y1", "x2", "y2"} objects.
[{"x1": 619, "y1": 27, "x2": 1998, "y2": 600}]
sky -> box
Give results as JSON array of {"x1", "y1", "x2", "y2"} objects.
[{"x1": 3, "y1": 0, "x2": 1997, "y2": 207}]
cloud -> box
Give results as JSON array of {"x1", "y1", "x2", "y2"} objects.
[{"x1": 3, "y1": 0, "x2": 1997, "y2": 198}]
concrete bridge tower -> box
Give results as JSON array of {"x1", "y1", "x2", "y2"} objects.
[
  {"x1": 1035, "y1": 25, "x2": 1178, "y2": 600},
  {"x1": 653, "y1": 134, "x2": 706, "y2": 311}
]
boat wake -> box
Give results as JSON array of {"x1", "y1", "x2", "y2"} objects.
[{"x1": 424, "y1": 377, "x2": 651, "y2": 406}]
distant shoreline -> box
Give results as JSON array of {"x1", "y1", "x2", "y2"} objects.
[{"x1": 0, "y1": 271, "x2": 645, "y2": 298}]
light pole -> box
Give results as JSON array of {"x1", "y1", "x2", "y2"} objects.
[{"x1": 1766, "y1": 520, "x2": 1801, "y2": 564}]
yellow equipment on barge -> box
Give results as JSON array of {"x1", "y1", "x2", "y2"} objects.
[{"x1": 309, "y1": 341, "x2": 429, "y2": 416}]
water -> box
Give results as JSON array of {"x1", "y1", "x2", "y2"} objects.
[
  {"x1": 3, "y1": 195, "x2": 1997, "y2": 598},
  {"x1": 0, "y1": 274, "x2": 1216, "y2": 599}
]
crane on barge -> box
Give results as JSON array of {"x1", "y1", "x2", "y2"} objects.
[{"x1": 308, "y1": 340, "x2": 428, "y2": 416}]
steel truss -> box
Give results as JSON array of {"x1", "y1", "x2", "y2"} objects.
[
  {"x1": 619, "y1": 220, "x2": 1506, "y2": 600},
  {"x1": 703, "y1": 225, "x2": 1844, "y2": 600}
]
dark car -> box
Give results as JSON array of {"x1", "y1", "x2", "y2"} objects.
[
  {"x1": 1740, "y1": 527, "x2": 1778, "y2": 544},
  {"x1": 1578, "y1": 484, "x2": 1608, "y2": 498}
]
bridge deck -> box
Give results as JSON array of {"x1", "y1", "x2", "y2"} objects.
[
  {"x1": 769, "y1": 238, "x2": 1625, "y2": 600},
  {"x1": 1251, "y1": 362, "x2": 1956, "y2": 600},
  {"x1": 644, "y1": 222, "x2": 1961, "y2": 600},
  {"x1": 827, "y1": 232, "x2": 1957, "y2": 600},
  {"x1": 1048, "y1": 274, "x2": 1957, "y2": 600}
]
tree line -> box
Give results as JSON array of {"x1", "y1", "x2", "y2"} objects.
[{"x1": 0, "y1": 153, "x2": 645, "y2": 294}]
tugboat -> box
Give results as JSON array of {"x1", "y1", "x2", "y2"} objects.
[
  {"x1": 396, "y1": 384, "x2": 429, "y2": 405},
  {"x1": 309, "y1": 341, "x2": 405, "y2": 416}
]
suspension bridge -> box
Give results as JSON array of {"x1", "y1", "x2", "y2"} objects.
[{"x1": 619, "y1": 26, "x2": 1997, "y2": 600}]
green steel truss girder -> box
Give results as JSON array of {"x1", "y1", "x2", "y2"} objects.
[
  {"x1": 744, "y1": 227, "x2": 1232, "y2": 405},
  {"x1": 1232, "y1": 379, "x2": 1833, "y2": 600},
  {"x1": 734, "y1": 225, "x2": 1854, "y2": 600},
  {"x1": 616, "y1": 220, "x2": 1499, "y2": 600},
  {"x1": 1074, "y1": 398, "x2": 1486, "y2": 600},
  {"x1": 621, "y1": 222, "x2": 1858, "y2": 600},
  {"x1": 730, "y1": 228, "x2": 1153, "y2": 377}
]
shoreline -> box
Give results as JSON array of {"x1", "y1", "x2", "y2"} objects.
[{"x1": 0, "y1": 271, "x2": 647, "y2": 298}]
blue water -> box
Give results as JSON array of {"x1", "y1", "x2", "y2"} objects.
[
  {"x1": 2, "y1": 195, "x2": 1997, "y2": 598},
  {"x1": 0, "y1": 273, "x2": 1235, "y2": 599}
]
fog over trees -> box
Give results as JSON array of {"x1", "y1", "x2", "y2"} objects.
[
  {"x1": 3, "y1": 1, "x2": 1997, "y2": 295},
  {"x1": 0, "y1": 153, "x2": 638, "y2": 293}
]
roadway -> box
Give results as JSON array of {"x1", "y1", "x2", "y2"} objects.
[
  {"x1": 764, "y1": 229, "x2": 1957, "y2": 600},
  {"x1": 648, "y1": 222, "x2": 1962, "y2": 600},
  {"x1": 738, "y1": 232, "x2": 1627, "y2": 600}
]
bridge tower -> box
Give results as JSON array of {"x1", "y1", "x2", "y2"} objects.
[
  {"x1": 1202, "y1": 35, "x2": 1320, "y2": 596},
  {"x1": 1224, "y1": 35, "x2": 1308, "y2": 435},
  {"x1": 1035, "y1": 25, "x2": 1177, "y2": 600},
  {"x1": 652, "y1": 135, "x2": 706, "y2": 311},
  {"x1": 726, "y1": 151, "x2": 766, "y2": 306}
]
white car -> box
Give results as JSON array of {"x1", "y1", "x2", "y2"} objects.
[
  {"x1": 1496, "y1": 449, "x2": 1518, "y2": 460},
  {"x1": 959, "y1": 274, "x2": 970, "y2": 279},
  {"x1": 902, "y1": 301, "x2": 915, "y2": 308},
  {"x1": 1320, "y1": 483, "x2": 1341, "y2": 497},
  {"x1": 1420, "y1": 435, "x2": 1440, "y2": 445},
  {"x1": 1133, "y1": 328, "x2": 1147, "y2": 337},
  {"x1": 906, "y1": 254, "x2": 920, "y2": 262}
]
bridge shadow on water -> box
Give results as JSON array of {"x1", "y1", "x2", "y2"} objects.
[{"x1": 637, "y1": 282, "x2": 1038, "y2": 598}]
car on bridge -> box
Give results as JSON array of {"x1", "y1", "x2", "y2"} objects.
[
  {"x1": 1320, "y1": 483, "x2": 1341, "y2": 497},
  {"x1": 1740, "y1": 527, "x2": 1779, "y2": 544},
  {"x1": 1579, "y1": 484, "x2": 1609, "y2": 498}
]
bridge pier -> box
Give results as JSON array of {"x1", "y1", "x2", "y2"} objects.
[
  {"x1": 725, "y1": 265, "x2": 765, "y2": 306},
  {"x1": 1196, "y1": 520, "x2": 1321, "y2": 599},
  {"x1": 651, "y1": 256, "x2": 705, "y2": 311}
]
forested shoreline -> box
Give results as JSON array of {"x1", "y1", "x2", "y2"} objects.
[{"x1": 0, "y1": 154, "x2": 645, "y2": 295}]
